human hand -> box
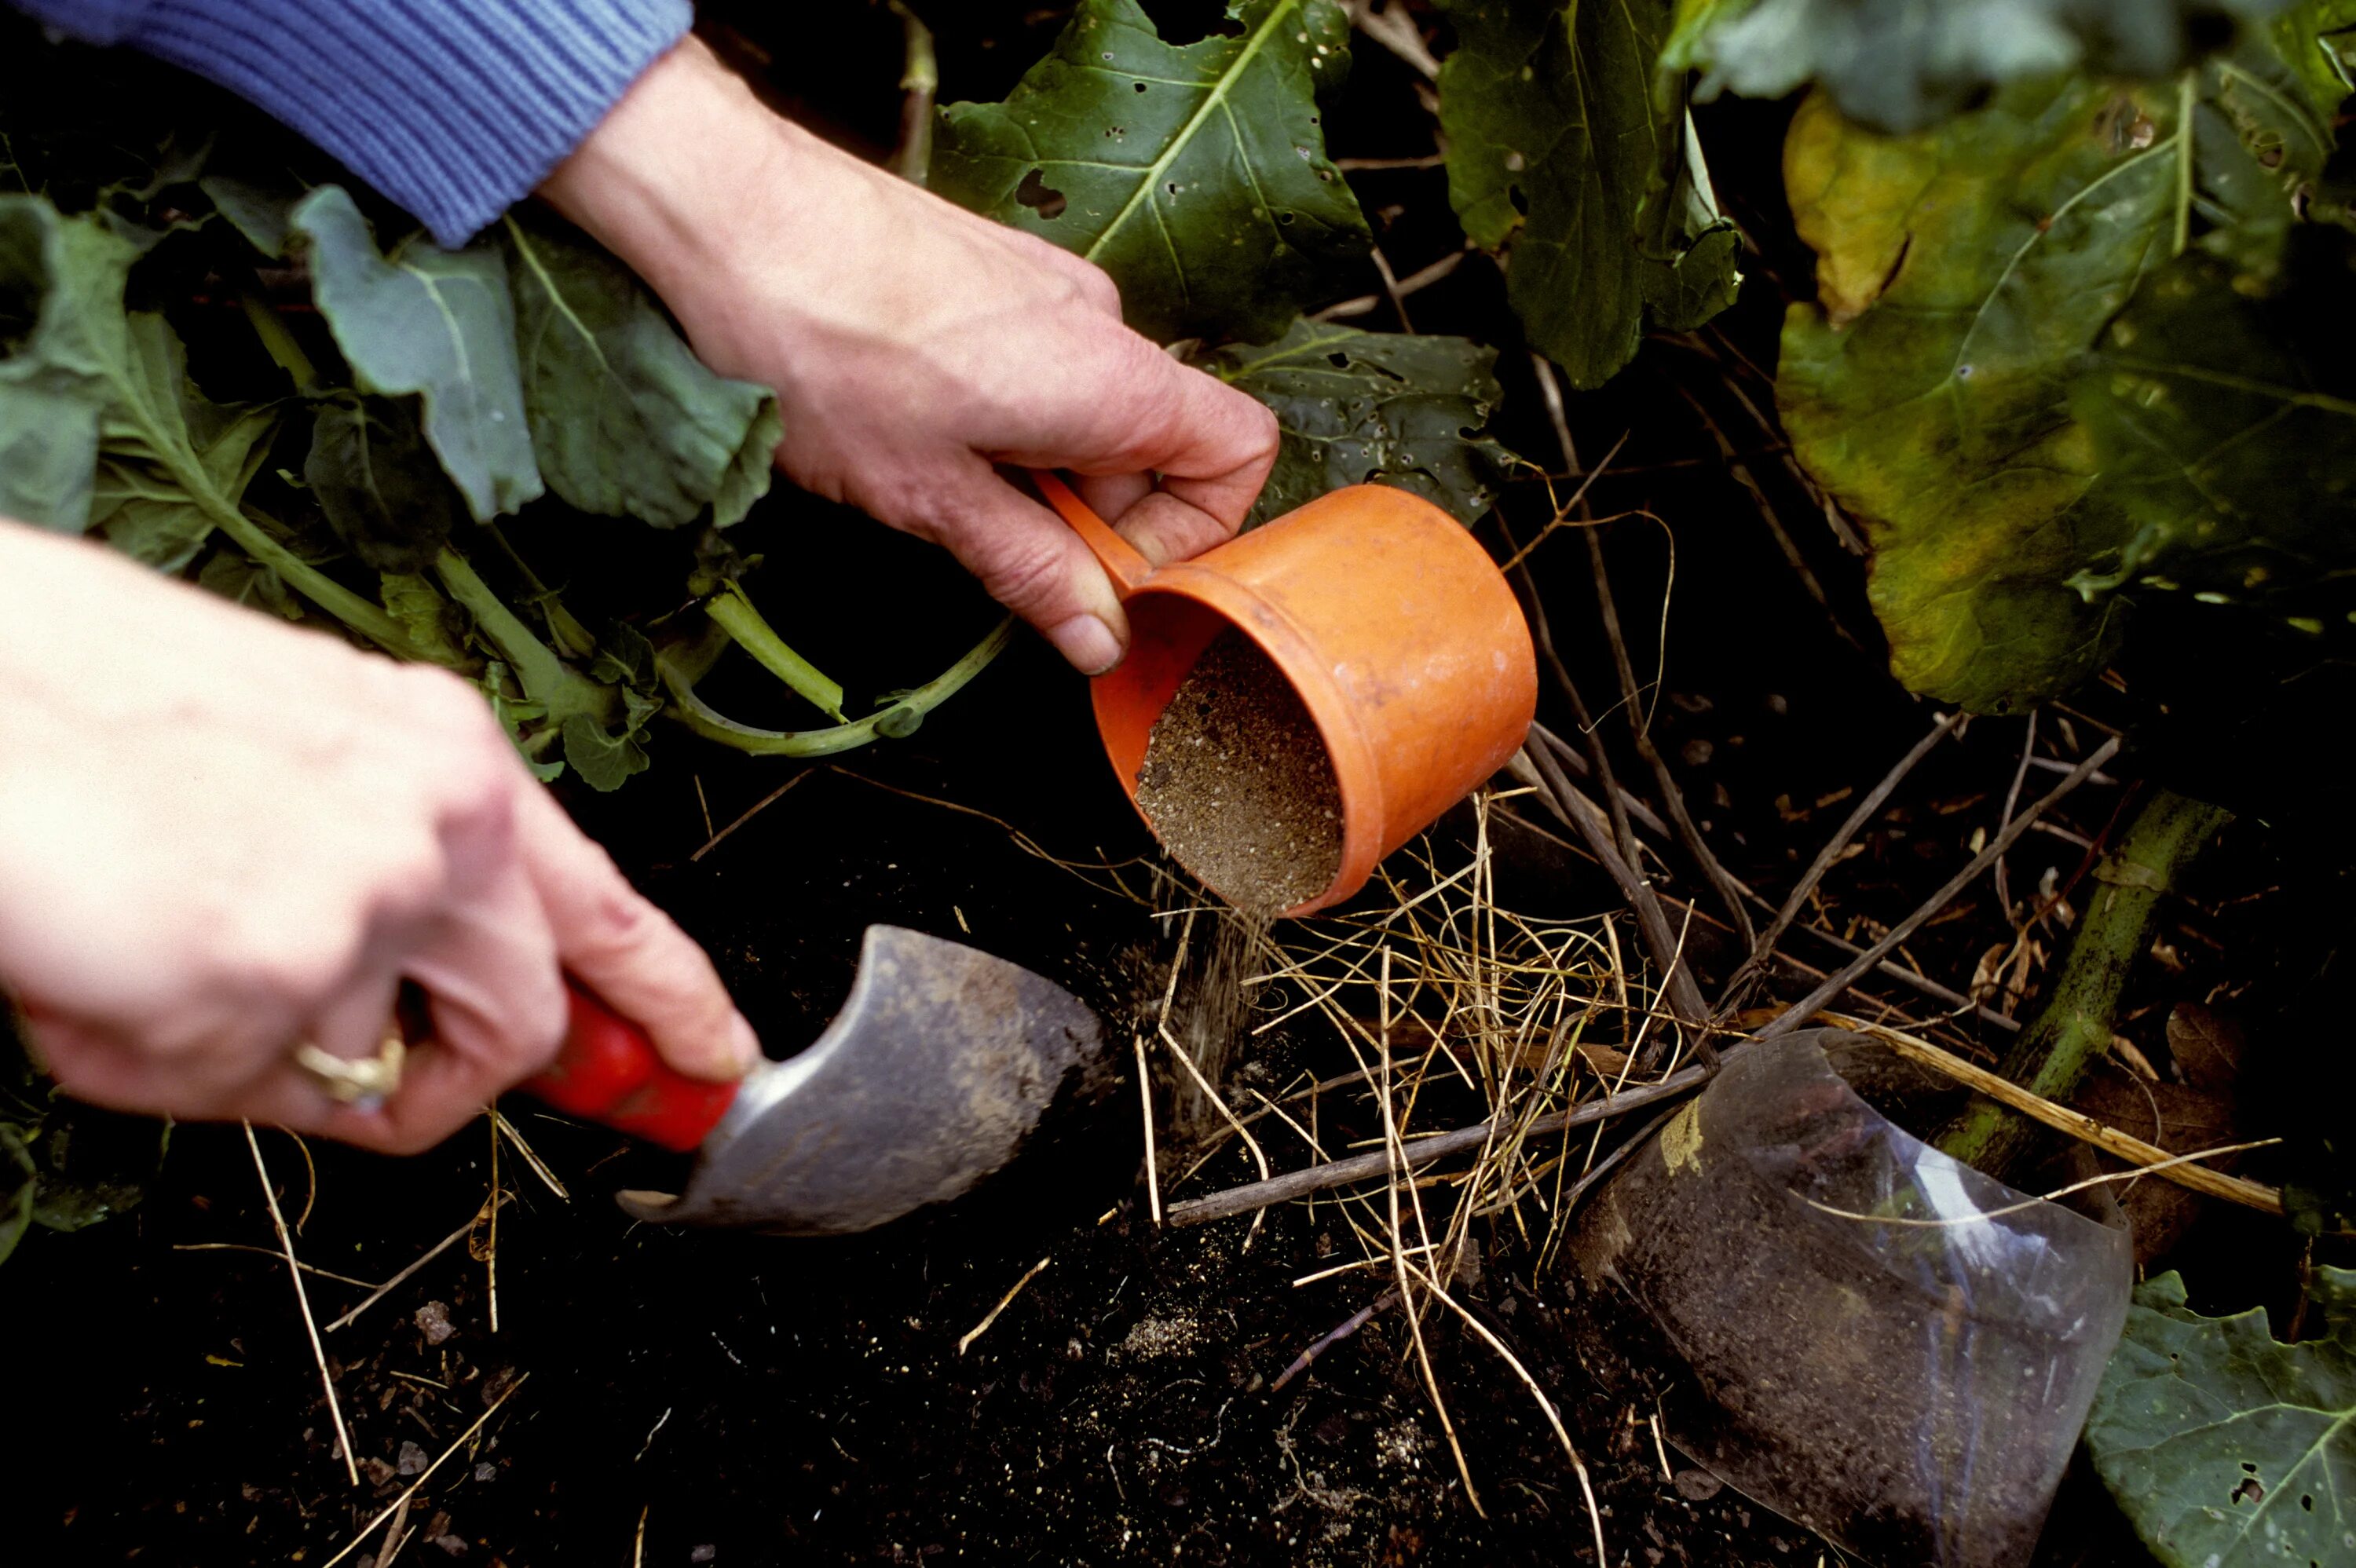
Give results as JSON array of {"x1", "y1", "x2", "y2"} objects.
[
  {"x1": 0, "y1": 524, "x2": 757, "y2": 1153},
  {"x1": 540, "y1": 38, "x2": 1279, "y2": 674}
]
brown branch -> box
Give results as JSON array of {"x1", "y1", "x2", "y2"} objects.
[
  {"x1": 1519, "y1": 740, "x2": 1712, "y2": 1034},
  {"x1": 1582, "y1": 521, "x2": 1755, "y2": 948},
  {"x1": 1521, "y1": 723, "x2": 1669, "y2": 839},
  {"x1": 1756, "y1": 736, "x2": 2122, "y2": 1040},
  {"x1": 1165, "y1": 1065, "x2": 1710, "y2": 1226},
  {"x1": 1721, "y1": 708, "x2": 1965, "y2": 1011}
]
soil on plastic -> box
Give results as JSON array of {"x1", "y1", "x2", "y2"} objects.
[{"x1": 1137, "y1": 630, "x2": 1343, "y2": 916}]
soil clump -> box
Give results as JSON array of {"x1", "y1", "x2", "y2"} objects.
[{"x1": 1137, "y1": 630, "x2": 1343, "y2": 916}]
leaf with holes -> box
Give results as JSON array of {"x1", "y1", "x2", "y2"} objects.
[
  {"x1": 1777, "y1": 9, "x2": 2356, "y2": 711},
  {"x1": 1664, "y1": 0, "x2": 2306, "y2": 133},
  {"x1": 291, "y1": 185, "x2": 542, "y2": 523},
  {"x1": 1435, "y1": 0, "x2": 1740, "y2": 389},
  {"x1": 932, "y1": 0, "x2": 1370, "y2": 343},
  {"x1": 1200, "y1": 319, "x2": 1516, "y2": 526},
  {"x1": 2086, "y1": 1266, "x2": 2355, "y2": 1567}
]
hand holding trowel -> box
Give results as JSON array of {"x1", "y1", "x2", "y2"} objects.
[{"x1": 518, "y1": 925, "x2": 1106, "y2": 1234}]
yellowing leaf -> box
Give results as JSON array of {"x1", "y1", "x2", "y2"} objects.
[{"x1": 1777, "y1": 10, "x2": 2356, "y2": 710}]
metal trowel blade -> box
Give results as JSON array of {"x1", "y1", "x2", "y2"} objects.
[{"x1": 615, "y1": 925, "x2": 1107, "y2": 1235}]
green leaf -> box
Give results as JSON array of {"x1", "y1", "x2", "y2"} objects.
[
  {"x1": 2087, "y1": 1267, "x2": 2355, "y2": 1567},
  {"x1": 0, "y1": 1124, "x2": 33, "y2": 1269},
  {"x1": 1199, "y1": 318, "x2": 1518, "y2": 526},
  {"x1": 479, "y1": 660, "x2": 566, "y2": 783},
  {"x1": 199, "y1": 173, "x2": 302, "y2": 260},
  {"x1": 499, "y1": 213, "x2": 780, "y2": 529},
  {"x1": 89, "y1": 320, "x2": 281, "y2": 571},
  {"x1": 2066, "y1": 245, "x2": 2356, "y2": 618},
  {"x1": 379, "y1": 571, "x2": 472, "y2": 667},
  {"x1": 432, "y1": 548, "x2": 649, "y2": 791},
  {"x1": 291, "y1": 185, "x2": 542, "y2": 523},
  {"x1": 1665, "y1": 0, "x2": 2307, "y2": 133},
  {"x1": 933, "y1": 0, "x2": 1372, "y2": 342},
  {"x1": 1435, "y1": 0, "x2": 1740, "y2": 389},
  {"x1": 0, "y1": 194, "x2": 133, "y2": 529},
  {"x1": 305, "y1": 394, "x2": 463, "y2": 572},
  {"x1": 1777, "y1": 16, "x2": 2356, "y2": 711},
  {"x1": 196, "y1": 550, "x2": 303, "y2": 620}
]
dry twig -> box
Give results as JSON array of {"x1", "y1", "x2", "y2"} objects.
[
  {"x1": 245, "y1": 1121, "x2": 357, "y2": 1488},
  {"x1": 1758, "y1": 736, "x2": 2121, "y2": 1039}
]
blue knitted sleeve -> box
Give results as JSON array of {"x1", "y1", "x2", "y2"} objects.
[{"x1": 9, "y1": 0, "x2": 693, "y2": 246}]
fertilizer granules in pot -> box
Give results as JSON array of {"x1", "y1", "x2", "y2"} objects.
[{"x1": 1135, "y1": 629, "x2": 1342, "y2": 916}]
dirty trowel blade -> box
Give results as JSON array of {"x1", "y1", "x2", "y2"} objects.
[{"x1": 614, "y1": 926, "x2": 1106, "y2": 1234}]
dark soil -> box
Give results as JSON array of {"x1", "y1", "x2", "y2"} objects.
[{"x1": 1136, "y1": 630, "x2": 1342, "y2": 916}]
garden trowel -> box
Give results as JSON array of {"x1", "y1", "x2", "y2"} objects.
[{"x1": 521, "y1": 925, "x2": 1107, "y2": 1234}]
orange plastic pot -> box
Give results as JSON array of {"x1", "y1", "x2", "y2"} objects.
[{"x1": 1033, "y1": 473, "x2": 1538, "y2": 917}]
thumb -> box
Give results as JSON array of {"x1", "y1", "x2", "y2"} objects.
[{"x1": 928, "y1": 459, "x2": 1132, "y2": 674}]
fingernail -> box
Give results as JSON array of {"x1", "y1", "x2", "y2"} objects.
[
  {"x1": 727, "y1": 1013, "x2": 763, "y2": 1076},
  {"x1": 1048, "y1": 614, "x2": 1124, "y2": 675}
]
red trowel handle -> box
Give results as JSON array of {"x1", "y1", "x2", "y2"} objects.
[{"x1": 520, "y1": 981, "x2": 742, "y2": 1153}]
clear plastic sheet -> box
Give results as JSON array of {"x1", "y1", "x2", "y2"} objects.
[{"x1": 1569, "y1": 1031, "x2": 2132, "y2": 1567}]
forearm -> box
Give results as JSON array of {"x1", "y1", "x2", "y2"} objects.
[{"x1": 539, "y1": 38, "x2": 909, "y2": 367}]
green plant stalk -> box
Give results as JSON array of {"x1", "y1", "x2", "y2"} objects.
[
  {"x1": 115, "y1": 303, "x2": 430, "y2": 663},
  {"x1": 1936, "y1": 787, "x2": 2231, "y2": 1181},
  {"x1": 706, "y1": 583, "x2": 848, "y2": 721},
  {"x1": 433, "y1": 548, "x2": 615, "y2": 721},
  {"x1": 888, "y1": 0, "x2": 938, "y2": 186},
  {"x1": 660, "y1": 615, "x2": 1015, "y2": 757},
  {"x1": 480, "y1": 520, "x2": 598, "y2": 661},
  {"x1": 199, "y1": 492, "x2": 435, "y2": 663},
  {"x1": 240, "y1": 289, "x2": 320, "y2": 394}
]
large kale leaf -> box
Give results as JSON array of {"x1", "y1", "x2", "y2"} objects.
[
  {"x1": 291, "y1": 185, "x2": 544, "y2": 524},
  {"x1": 1436, "y1": 0, "x2": 1740, "y2": 389},
  {"x1": 933, "y1": 0, "x2": 1372, "y2": 342},
  {"x1": 499, "y1": 211, "x2": 779, "y2": 530},
  {"x1": 2087, "y1": 1266, "x2": 2355, "y2": 1567}
]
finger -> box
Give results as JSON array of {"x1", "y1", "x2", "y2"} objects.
[
  {"x1": 31, "y1": 1017, "x2": 196, "y2": 1121},
  {"x1": 923, "y1": 458, "x2": 1132, "y2": 674},
  {"x1": 1072, "y1": 471, "x2": 1154, "y2": 523},
  {"x1": 512, "y1": 785, "x2": 756, "y2": 1083},
  {"x1": 401, "y1": 856, "x2": 569, "y2": 1084},
  {"x1": 1003, "y1": 351, "x2": 1279, "y2": 531},
  {"x1": 322, "y1": 1040, "x2": 508, "y2": 1156},
  {"x1": 1136, "y1": 365, "x2": 1280, "y2": 528},
  {"x1": 1110, "y1": 489, "x2": 1243, "y2": 568}
]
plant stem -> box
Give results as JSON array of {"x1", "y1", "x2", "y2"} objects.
[
  {"x1": 1935, "y1": 787, "x2": 2230, "y2": 1182},
  {"x1": 887, "y1": 0, "x2": 938, "y2": 186},
  {"x1": 213, "y1": 501, "x2": 437, "y2": 663},
  {"x1": 433, "y1": 548, "x2": 614, "y2": 721},
  {"x1": 706, "y1": 583, "x2": 847, "y2": 720},
  {"x1": 481, "y1": 521, "x2": 598, "y2": 661},
  {"x1": 240, "y1": 290, "x2": 320, "y2": 393},
  {"x1": 660, "y1": 616, "x2": 1014, "y2": 757}
]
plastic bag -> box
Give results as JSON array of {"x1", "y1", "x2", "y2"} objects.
[{"x1": 1568, "y1": 1031, "x2": 2131, "y2": 1567}]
